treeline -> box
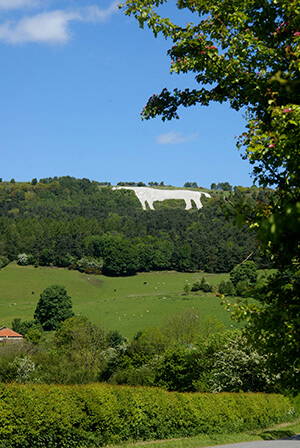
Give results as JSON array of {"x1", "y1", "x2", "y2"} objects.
[{"x1": 0, "y1": 177, "x2": 272, "y2": 275}]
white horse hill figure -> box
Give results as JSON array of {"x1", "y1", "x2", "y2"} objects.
[{"x1": 112, "y1": 186, "x2": 211, "y2": 210}]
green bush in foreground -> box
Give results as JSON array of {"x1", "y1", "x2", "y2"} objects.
[{"x1": 0, "y1": 383, "x2": 296, "y2": 448}]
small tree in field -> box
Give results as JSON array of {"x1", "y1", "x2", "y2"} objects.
[
  {"x1": 230, "y1": 261, "x2": 257, "y2": 287},
  {"x1": 34, "y1": 285, "x2": 74, "y2": 331}
]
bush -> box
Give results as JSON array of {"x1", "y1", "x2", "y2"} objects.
[
  {"x1": 230, "y1": 261, "x2": 257, "y2": 286},
  {"x1": 202, "y1": 281, "x2": 213, "y2": 293},
  {"x1": 0, "y1": 384, "x2": 295, "y2": 448},
  {"x1": 17, "y1": 253, "x2": 34, "y2": 266},
  {"x1": 0, "y1": 256, "x2": 9, "y2": 269},
  {"x1": 235, "y1": 280, "x2": 251, "y2": 297},
  {"x1": 191, "y1": 277, "x2": 213, "y2": 293},
  {"x1": 54, "y1": 254, "x2": 75, "y2": 268},
  {"x1": 76, "y1": 256, "x2": 103, "y2": 274},
  {"x1": 218, "y1": 280, "x2": 236, "y2": 296},
  {"x1": 191, "y1": 281, "x2": 201, "y2": 291}
]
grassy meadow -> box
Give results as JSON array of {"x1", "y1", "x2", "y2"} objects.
[{"x1": 0, "y1": 263, "x2": 237, "y2": 337}]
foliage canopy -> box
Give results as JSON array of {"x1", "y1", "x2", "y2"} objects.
[{"x1": 34, "y1": 285, "x2": 74, "y2": 331}]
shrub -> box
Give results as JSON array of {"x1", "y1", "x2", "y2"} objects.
[
  {"x1": 218, "y1": 280, "x2": 236, "y2": 296},
  {"x1": 0, "y1": 384, "x2": 295, "y2": 448},
  {"x1": 191, "y1": 281, "x2": 201, "y2": 291},
  {"x1": 202, "y1": 281, "x2": 213, "y2": 293},
  {"x1": 17, "y1": 253, "x2": 35, "y2": 266},
  {"x1": 110, "y1": 366, "x2": 155, "y2": 386},
  {"x1": 191, "y1": 277, "x2": 213, "y2": 293},
  {"x1": 235, "y1": 280, "x2": 251, "y2": 297},
  {"x1": 11, "y1": 319, "x2": 42, "y2": 337},
  {"x1": 54, "y1": 254, "x2": 75, "y2": 268},
  {"x1": 0, "y1": 256, "x2": 9, "y2": 269},
  {"x1": 183, "y1": 283, "x2": 190, "y2": 295},
  {"x1": 230, "y1": 261, "x2": 257, "y2": 286},
  {"x1": 76, "y1": 256, "x2": 103, "y2": 274}
]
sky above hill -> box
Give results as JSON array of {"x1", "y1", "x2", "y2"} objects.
[{"x1": 1, "y1": 0, "x2": 253, "y2": 188}]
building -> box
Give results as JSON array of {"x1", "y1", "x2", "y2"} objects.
[{"x1": 0, "y1": 327, "x2": 23, "y2": 342}]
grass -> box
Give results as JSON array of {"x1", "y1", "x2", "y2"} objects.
[
  {"x1": 104, "y1": 420, "x2": 300, "y2": 448},
  {"x1": 0, "y1": 263, "x2": 237, "y2": 337}
]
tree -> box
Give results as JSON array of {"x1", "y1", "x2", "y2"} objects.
[
  {"x1": 100, "y1": 235, "x2": 139, "y2": 276},
  {"x1": 184, "y1": 182, "x2": 198, "y2": 188},
  {"x1": 34, "y1": 285, "x2": 74, "y2": 331},
  {"x1": 230, "y1": 261, "x2": 257, "y2": 287},
  {"x1": 218, "y1": 280, "x2": 236, "y2": 296},
  {"x1": 209, "y1": 332, "x2": 276, "y2": 392},
  {"x1": 122, "y1": 0, "x2": 300, "y2": 390}
]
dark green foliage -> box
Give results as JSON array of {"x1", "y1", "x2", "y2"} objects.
[
  {"x1": 117, "y1": 181, "x2": 146, "y2": 186},
  {"x1": 235, "y1": 280, "x2": 251, "y2": 298},
  {"x1": 34, "y1": 285, "x2": 74, "y2": 331},
  {"x1": 155, "y1": 348, "x2": 199, "y2": 392},
  {"x1": 0, "y1": 255, "x2": 9, "y2": 269},
  {"x1": 110, "y1": 366, "x2": 155, "y2": 386},
  {"x1": 211, "y1": 182, "x2": 232, "y2": 191},
  {"x1": 191, "y1": 281, "x2": 201, "y2": 291},
  {"x1": 184, "y1": 182, "x2": 198, "y2": 188},
  {"x1": 247, "y1": 268, "x2": 300, "y2": 393},
  {"x1": 106, "y1": 330, "x2": 127, "y2": 348},
  {"x1": 219, "y1": 280, "x2": 236, "y2": 296},
  {"x1": 202, "y1": 281, "x2": 213, "y2": 293},
  {"x1": 101, "y1": 236, "x2": 139, "y2": 276},
  {"x1": 191, "y1": 277, "x2": 213, "y2": 292},
  {"x1": 230, "y1": 261, "x2": 257, "y2": 287},
  {"x1": 0, "y1": 383, "x2": 295, "y2": 448},
  {"x1": 11, "y1": 318, "x2": 42, "y2": 336}
]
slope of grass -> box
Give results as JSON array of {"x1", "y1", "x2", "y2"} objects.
[{"x1": 0, "y1": 264, "x2": 236, "y2": 337}]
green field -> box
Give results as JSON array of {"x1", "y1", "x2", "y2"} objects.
[{"x1": 0, "y1": 264, "x2": 237, "y2": 337}]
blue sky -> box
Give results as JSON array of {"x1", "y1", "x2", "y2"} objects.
[{"x1": 0, "y1": 0, "x2": 252, "y2": 188}]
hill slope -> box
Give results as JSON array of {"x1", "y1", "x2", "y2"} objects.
[{"x1": 0, "y1": 264, "x2": 236, "y2": 337}]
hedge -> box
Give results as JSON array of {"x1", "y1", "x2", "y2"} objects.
[{"x1": 0, "y1": 383, "x2": 296, "y2": 448}]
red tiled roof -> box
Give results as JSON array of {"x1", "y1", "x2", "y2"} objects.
[{"x1": 0, "y1": 328, "x2": 23, "y2": 337}]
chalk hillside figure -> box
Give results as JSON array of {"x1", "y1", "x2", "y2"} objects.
[{"x1": 112, "y1": 186, "x2": 211, "y2": 210}]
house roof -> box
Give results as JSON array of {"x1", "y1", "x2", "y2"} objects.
[{"x1": 0, "y1": 327, "x2": 23, "y2": 337}]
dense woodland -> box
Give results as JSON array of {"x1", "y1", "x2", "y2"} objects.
[{"x1": 0, "y1": 176, "x2": 271, "y2": 275}]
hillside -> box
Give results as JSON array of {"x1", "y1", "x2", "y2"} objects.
[
  {"x1": 0, "y1": 176, "x2": 272, "y2": 275},
  {"x1": 0, "y1": 263, "x2": 237, "y2": 337}
]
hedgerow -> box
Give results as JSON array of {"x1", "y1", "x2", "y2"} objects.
[{"x1": 0, "y1": 383, "x2": 296, "y2": 448}]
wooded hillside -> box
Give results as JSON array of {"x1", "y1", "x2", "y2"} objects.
[{"x1": 0, "y1": 177, "x2": 271, "y2": 274}]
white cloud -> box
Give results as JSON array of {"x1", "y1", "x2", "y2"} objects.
[
  {"x1": 0, "y1": 0, "x2": 38, "y2": 10},
  {"x1": 0, "y1": 2, "x2": 119, "y2": 44},
  {"x1": 0, "y1": 10, "x2": 79, "y2": 43},
  {"x1": 156, "y1": 131, "x2": 198, "y2": 145}
]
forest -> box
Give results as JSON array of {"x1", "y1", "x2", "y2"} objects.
[{"x1": 0, "y1": 177, "x2": 271, "y2": 275}]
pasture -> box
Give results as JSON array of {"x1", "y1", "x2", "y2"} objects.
[{"x1": 0, "y1": 264, "x2": 237, "y2": 337}]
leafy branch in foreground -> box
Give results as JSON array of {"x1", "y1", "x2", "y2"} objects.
[{"x1": 122, "y1": 0, "x2": 300, "y2": 391}]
